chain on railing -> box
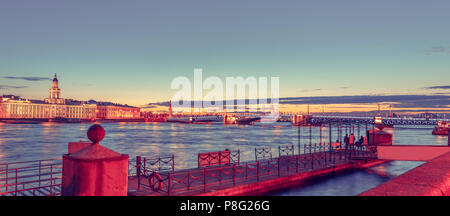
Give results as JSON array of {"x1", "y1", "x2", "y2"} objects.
[
  {"x1": 198, "y1": 149, "x2": 240, "y2": 168},
  {"x1": 255, "y1": 147, "x2": 272, "y2": 161},
  {"x1": 278, "y1": 144, "x2": 295, "y2": 157}
]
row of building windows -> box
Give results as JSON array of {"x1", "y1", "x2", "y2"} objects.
[
  {"x1": 0, "y1": 102, "x2": 97, "y2": 119},
  {"x1": 0, "y1": 101, "x2": 140, "y2": 119}
]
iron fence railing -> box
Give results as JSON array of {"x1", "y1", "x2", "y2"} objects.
[
  {"x1": 0, "y1": 158, "x2": 62, "y2": 196},
  {"x1": 1, "y1": 134, "x2": 377, "y2": 197},
  {"x1": 198, "y1": 150, "x2": 240, "y2": 168},
  {"x1": 132, "y1": 142, "x2": 377, "y2": 196}
]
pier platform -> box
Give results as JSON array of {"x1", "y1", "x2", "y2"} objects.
[
  {"x1": 127, "y1": 149, "x2": 382, "y2": 196},
  {"x1": 360, "y1": 151, "x2": 450, "y2": 196}
]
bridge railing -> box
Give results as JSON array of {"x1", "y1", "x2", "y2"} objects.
[{"x1": 309, "y1": 115, "x2": 447, "y2": 125}]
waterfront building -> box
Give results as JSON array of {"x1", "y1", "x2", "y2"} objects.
[
  {"x1": 96, "y1": 103, "x2": 140, "y2": 119},
  {"x1": 0, "y1": 97, "x2": 96, "y2": 120},
  {"x1": 0, "y1": 74, "x2": 96, "y2": 120}
]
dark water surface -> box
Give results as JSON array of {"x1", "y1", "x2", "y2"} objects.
[{"x1": 268, "y1": 160, "x2": 424, "y2": 196}]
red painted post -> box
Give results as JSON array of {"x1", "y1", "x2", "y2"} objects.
[
  {"x1": 203, "y1": 168, "x2": 207, "y2": 192},
  {"x1": 232, "y1": 164, "x2": 236, "y2": 186},
  {"x1": 245, "y1": 164, "x2": 248, "y2": 179},
  {"x1": 237, "y1": 150, "x2": 240, "y2": 164},
  {"x1": 38, "y1": 160, "x2": 41, "y2": 188},
  {"x1": 158, "y1": 156, "x2": 161, "y2": 172},
  {"x1": 257, "y1": 161, "x2": 260, "y2": 182},
  {"x1": 15, "y1": 168, "x2": 18, "y2": 196},
  {"x1": 172, "y1": 155, "x2": 175, "y2": 172},
  {"x1": 5, "y1": 164, "x2": 8, "y2": 192},
  {"x1": 50, "y1": 164, "x2": 53, "y2": 195},
  {"x1": 219, "y1": 167, "x2": 222, "y2": 184},
  {"x1": 187, "y1": 171, "x2": 190, "y2": 191},
  {"x1": 143, "y1": 158, "x2": 146, "y2": 176},
  {"x1": 277, "y1": 157, "x2": 280, "y2": 177},
  {"x1": 311, "y1": 143, "x2": 314, "y2": 170}
]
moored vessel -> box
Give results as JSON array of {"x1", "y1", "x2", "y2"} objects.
[{"x1": 432, "y1": 121, "x2": 449, "y2": 135}]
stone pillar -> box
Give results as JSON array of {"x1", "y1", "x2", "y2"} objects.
[{"x1": 62, "y1": 124, "x2": 129, "y2": 196}]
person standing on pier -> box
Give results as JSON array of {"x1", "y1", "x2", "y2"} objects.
[
  {"x1": 349, "y1": 134, "x2": 355, "y2": 145},
  {"x1": 344, "y1": 134, "x2": 349, "y2": 152}
]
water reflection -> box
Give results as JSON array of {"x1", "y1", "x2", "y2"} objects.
[{"x1": 269, "y1": 161, "x2": 424, "y2": 196}]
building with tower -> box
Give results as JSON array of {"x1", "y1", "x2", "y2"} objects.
[
  {"x1": 44, "y1": 74, "x2": 66, "y2": 104},
  {"x1": 0, "y1": 74, "x2": 96, "y2": 120}
]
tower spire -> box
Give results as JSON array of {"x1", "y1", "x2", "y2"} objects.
[{"x1": 45, "y1": 73, "x2": 65, "y2": 104}]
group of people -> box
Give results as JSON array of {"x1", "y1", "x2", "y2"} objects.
[
  {"x1": 344, "y1": 134, "x2": 365, "y2": 146},
  {"x1": 331, "y1": 134, "x2": 367, "y2": 150}
]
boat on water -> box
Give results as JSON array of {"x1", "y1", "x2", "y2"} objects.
[
  {"x1": 432, "y1": 121, "x2": 449, "y2": 135},
  {"x1": 50, "y1": 117, "x2": 81, "y2": 123},
  {"x1": 252, "y1": 113, "x2": 283, "y2": 126},
  {"x1": 166, "y1": 116, "x2": 192, "y2": 123},
  {"x1": 235, "y1": 116, "x2": 261, "y2": 125},
  {"x1": 166, "y1": 115, "x2": 223, "y2": 124},
  {"x1": 2, "y1": 120, "x2": 42, "y2": 124}
]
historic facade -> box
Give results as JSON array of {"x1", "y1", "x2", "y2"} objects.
[
  {"x1": 0, "y1": 74, "x2": 143, "y2": 120},
  {"x1": 96, "y1": 104, "x2": 140, "y2": 119},
  {"x1": 0, "y1": 74, "x2": 96, "y2": 120},
  {"x1": 0, "y1": 98, "x2": 96, "y2": 119}
]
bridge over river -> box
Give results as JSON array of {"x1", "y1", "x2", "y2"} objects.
[{"x1": 287, "y1": 115, "x2": 449, "y2": 126}]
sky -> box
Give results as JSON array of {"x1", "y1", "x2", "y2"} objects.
[{"x1": 0, "y1": 0, "x2": 449, "y2": 109}]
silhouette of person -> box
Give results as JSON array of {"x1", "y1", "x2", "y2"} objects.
[
  {"x1": 349, "y1": 134, "x2": 355, "y2": 145},
  {"x1": 344, "y1": 134, "x2": 349, "y2": 146}
]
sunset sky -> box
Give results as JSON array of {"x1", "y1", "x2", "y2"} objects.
[{"x1": 0, "y1": 0, "x2": 449, "y2": 111}]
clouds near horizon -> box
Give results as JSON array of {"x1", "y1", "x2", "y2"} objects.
[
  {"x1": 0, "y1": 85, "x2": 28, "y2": 90},
  {"x1": 2, "y1": 76, "x2": 51, "y2": 82},
  {"x1": 426, "y1": 85, "x2": 450, "y2": 90}
]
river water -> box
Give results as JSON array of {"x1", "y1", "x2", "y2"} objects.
[{"x1": 0, "y1": 122, "x2": 445, "y2": 195}]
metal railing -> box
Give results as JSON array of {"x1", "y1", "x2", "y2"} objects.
[
  {"x1": 198, "y1": 150, "x2": 240, "y2": 168},
  {"x1": 0, "y1": 158, "x2": 62, "y2": 196},
  {"x1": 133, "y1": 143, "x2": 377, "y2": 196},
  {"x1": 0, "y1": 143, "x2": 377, "y2": 196}
]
